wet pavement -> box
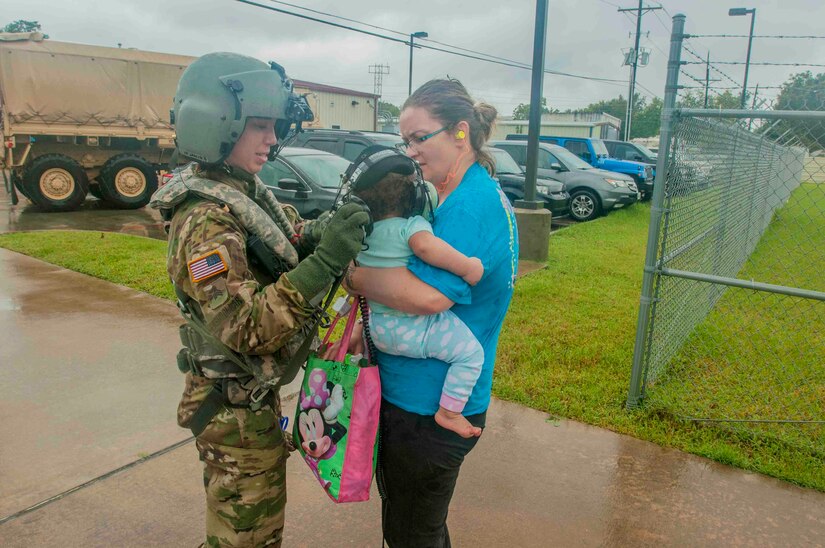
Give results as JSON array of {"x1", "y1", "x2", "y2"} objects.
[
  {"x1": 0, "y1": 249, "x2": 187, "y2": 518},
  {"x1": 1, "y1": 195, "x2": 168, "y2": 240},
  {"x1": 1, "y1": 249, "x2": 824, "y2": 546}
]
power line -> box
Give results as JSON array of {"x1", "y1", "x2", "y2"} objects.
[
  {"x1": 268, "y1": 0, "x2": 408, "y2": 37},
  {"x1": 242, "y1": 0, "x2": 629, "y2": 86},
  {"x1": 651, "y1": 8, "x2": 671, "y2": 34},
  {"x1": 236, "y1": 0, "x2": 410, "y2": 44},
  {"x1": 634, "y1": 81, "x2": 660, "y2": 98}
]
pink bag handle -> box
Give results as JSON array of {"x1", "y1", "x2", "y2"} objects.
[
  {"x1": 320, "y1": 298, "x2": 360, "y2": 362},
  {"x1": 335, "y1": 301, "x2": 360, "y2": 363}
]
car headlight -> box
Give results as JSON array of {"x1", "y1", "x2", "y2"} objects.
[
  {"x1": 536, "y1": 184, "x2": 552, "y2": 194},
  {"x1": 604, "y1": 178, "x2": 627, "y2": 188}
]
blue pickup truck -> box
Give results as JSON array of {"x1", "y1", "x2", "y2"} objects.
[{"x1": 506, "y1": 134, "x2": 655, "y2": 199}]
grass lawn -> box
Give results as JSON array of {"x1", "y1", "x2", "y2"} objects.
[{"x1": 1, "y1": 189, "x2": 822, "y2": 491}]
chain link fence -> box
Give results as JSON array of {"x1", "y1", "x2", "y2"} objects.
[{"x1": 628, "y1": 15, "x2": 824, "y2": 456}]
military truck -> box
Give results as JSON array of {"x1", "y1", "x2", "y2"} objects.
[{"x1": 0, "y1": 32, "x2": 195, "y2": 211}]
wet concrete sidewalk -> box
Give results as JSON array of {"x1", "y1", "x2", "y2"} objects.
[{"x1": 1, "y1": 250, "x2": 824, "y2": 547}]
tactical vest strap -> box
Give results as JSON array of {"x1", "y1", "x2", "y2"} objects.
[{"x1": 189, "y1": 381, "x2": 228, "y2": 437}]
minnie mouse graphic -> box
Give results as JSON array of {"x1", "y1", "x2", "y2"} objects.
[{"x1": 295, "y1": 368, "x2": 347, "y2": 489}]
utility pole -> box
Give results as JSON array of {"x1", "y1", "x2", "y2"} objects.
[
  {"x1": 703, "y1": 52, "x2": 720, "y2": 108},
  {"x1": 618, "y1": 1, "x2": 661, "y2": 140},
  {"x1": 748, "y1": 83, "x2": 759, "y2": 130},
  {"x1": 368, "y1": 63, "x2": 390, "y2": 98},
  {"x1": 369, "y1": 63, "x2": 390, "y2": 131}
]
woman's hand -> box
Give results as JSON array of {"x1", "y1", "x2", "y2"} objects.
[{"x1": 321, "y1": 320, "x2": 364, "y2": 360}]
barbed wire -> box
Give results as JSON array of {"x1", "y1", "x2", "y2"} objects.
[
  {"x1": 690, "y1": 34, "x2": 825, "y2": 39},
  {"x1": 678, "y1": 85, "x2": 783, "y2": 91},
  {"x1": 681, "y1": 85, "x2": 783, "y2": 90},
  {"x1": 684, "y1": 61, "x2": 825, "y2": 68},
  {"x1": 677, "y1": 70, "x2": 731, "y2": 102},
  {"x1": 682, "y1": 44, "x2": 744, "y2": 88}
]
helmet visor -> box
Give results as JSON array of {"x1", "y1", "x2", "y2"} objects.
[{"x1": 219, "y1": 69, "x2": 289, "y2": 121}]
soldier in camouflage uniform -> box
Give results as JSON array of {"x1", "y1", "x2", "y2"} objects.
[{"x1": 150, "y1": 52, "x2": 369, "y2": 547}]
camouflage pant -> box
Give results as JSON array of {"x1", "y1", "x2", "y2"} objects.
[{"x1": 179, "y1": 373, "x2": 288, "y2": 548}]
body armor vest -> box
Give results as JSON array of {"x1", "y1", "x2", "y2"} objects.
[{"x1": 149, "y1": 165, "x2": 318, "y2": 402}]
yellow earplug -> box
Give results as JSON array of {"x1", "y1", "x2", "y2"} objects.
[{"x1": 456, "y1": 130, "x2": 466, "y2": 139}]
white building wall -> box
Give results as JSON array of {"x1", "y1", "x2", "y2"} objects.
[
  {"x1": 295, "y1": 87, "x2": 376, "y2": 131},
  {"x1": 492, "y1": 121, "x2": 597, "y2": 140}
]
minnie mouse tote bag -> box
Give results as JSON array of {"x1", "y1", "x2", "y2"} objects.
[{"x1": 292, "y1": 299, "x2": 381, "y2": 503}]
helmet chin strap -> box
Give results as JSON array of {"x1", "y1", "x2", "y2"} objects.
[{"x1": 437, "y1": 146, "x2": 472, "y2": 192}]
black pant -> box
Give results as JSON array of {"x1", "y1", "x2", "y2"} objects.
[{"x1": 377, "y1": 399, "x2": 486, "y2": 548}]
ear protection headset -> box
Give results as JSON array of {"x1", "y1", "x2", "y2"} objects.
[{"x1": 338, "y1": 145, "x2": 434, "y2": 225}]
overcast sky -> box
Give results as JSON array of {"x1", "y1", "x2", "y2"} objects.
[{"x1": 6, "y1": 0, "x2": 825, "y2": 116}]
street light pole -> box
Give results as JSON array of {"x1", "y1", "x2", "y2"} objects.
[
  {"x1": 728, "y1": 7, "x2": 756, "y2": 108},
  {"x1": 408, "y1": 31, "x2": 428, "y2": 96}
]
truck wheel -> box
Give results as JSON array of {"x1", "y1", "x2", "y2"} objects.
[
  {"x1": 569, "y1": 189, "x2": 601, "y2": 222},
  {"x1": 21, "y1": 154, "x2": 89, "y2": 212},
  {"x1": 99, "y1": 154, "x2": 158, "y2": 209}
]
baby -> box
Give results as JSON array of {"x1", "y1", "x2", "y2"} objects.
[{"x1": 353, "y1": 153, "x2": 484, "y2": 438}]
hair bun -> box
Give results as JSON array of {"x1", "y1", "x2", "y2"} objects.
[{"x1": 473, "y1": 101, "x2": 497, "y2": 139}]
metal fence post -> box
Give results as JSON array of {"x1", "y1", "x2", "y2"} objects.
[{"x1": 627, "y1": 13, "x2": 686, "y2": 408}]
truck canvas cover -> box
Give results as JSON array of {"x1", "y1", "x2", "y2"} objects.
[{"x1": 0, "y1": 34, "x2": 195, "y2": 138}]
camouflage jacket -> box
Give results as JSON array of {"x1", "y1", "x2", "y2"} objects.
[{"x1": 152, "y1": 164, "x2": 326, "y2": 395}]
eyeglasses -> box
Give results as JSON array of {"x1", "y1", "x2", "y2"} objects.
[{"x1": 398, "y1": 125, "x2": 450, "y2": 151}]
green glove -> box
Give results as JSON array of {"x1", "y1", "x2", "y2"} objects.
[
  {"x1": 302, "y1": 210, "x2": 333, "y2": 247},
  {"x1": 286, "y1": 202, "x2": 370, "y2": 301}
]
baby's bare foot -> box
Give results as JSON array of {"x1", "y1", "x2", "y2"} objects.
[{"x1": 435, "y1": 407, "x2": 482, "y2": 438}]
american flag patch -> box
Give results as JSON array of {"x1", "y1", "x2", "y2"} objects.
[{"x1": 188, "y1": 250, "x2": 228, "y2": 283}]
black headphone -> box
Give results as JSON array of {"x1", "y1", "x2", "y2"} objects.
[{"x1": 341, "y1": 145, "x2": 432, "y2": 221}]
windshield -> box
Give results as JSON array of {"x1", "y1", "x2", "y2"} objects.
[
  {"x1": 489, "y1": 148, "x2": 522, "y2": 174},
  {"x1": 591, "y1": 139, "x2": 610, "y2": 157},
  {"x1": 288, "y1": 154, "x2": 350, "y2": 189},
  {"x1": 551, "y1": 147, "x2": 593, "y2": 170},
  {"x1": 635, "y1": 143, "x2": 657, "y2": 157}
]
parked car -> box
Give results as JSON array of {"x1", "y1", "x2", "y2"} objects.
[
  {"x1": 506, "y1": 134, "x2": 654, "y2": 199},
  {"x1": 490, "y1": 140, "x2": 638, "y2": 222},
  {"x1": 487, "y1": 147, "x2": 569, "y2": 217},
  {"x1": 288, "y1": 128, "x2": 404, "y2": 161},
  {"x1": 603, "y1": 139, "x2": 659, "y2": 201},
  {"x1": 604, "y1": 139, "x2": 658, "y2": 165},
  {"x1": 257, "y1": 147, "x2": 350, "y2": 218}
]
